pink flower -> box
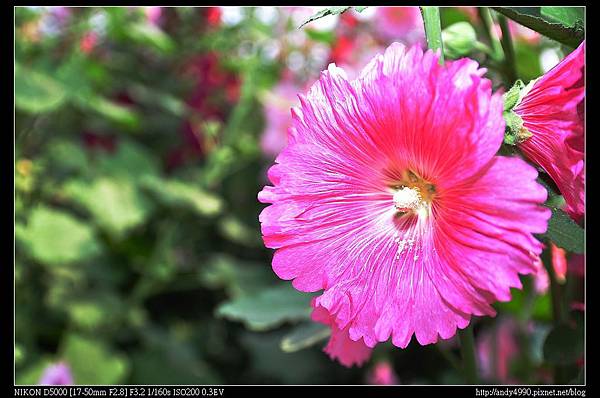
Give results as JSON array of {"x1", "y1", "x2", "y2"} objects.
[
  {"x1": 261, "y1": 80, "x2": 302, "y2": 157},
  {"x1": 367, "y1": 361, "x2": 399, "y2": 385},
  {"x1": 532, "y1": 256, "x2": 550, "y2": 295},
  {"x1": 551, "y1": 243, "x2": 567, "y2": 283},
  {"x1": 477, "y1": 318, "x2": 519, "y2": 383},
  {"x1": 374, "y1": 7, "x2": 425, "y2": 44},
  {"x1": 514, "y1": 41, "x2": 585, "y2": 222},
  {"x1": 312, "y1": 301, "x2": 372, "y2": 367},
  {"x1": 258, "y1": 43, "x2": 550, "y2": 365},
  {"x1": 144, "y1": 7, "x2": 162, "y2": 26},
  {"x1": 38, "y1": 362, "x2": 74, "y2": 385}
]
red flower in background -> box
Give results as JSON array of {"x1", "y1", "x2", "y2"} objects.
[
  {"x1": 166, "y1": 51, "x2": 240, "y2": 171},
  {"x1": 205, "y1": 7, "x2": 222, "y2": 27},
  {"x1": 79, "y1": 32, "x2": 98, "y2": 54}
]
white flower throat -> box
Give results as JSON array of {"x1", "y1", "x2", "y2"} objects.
[{"x1": 393, "y1": 186, "x2": 423, "y2": 212}]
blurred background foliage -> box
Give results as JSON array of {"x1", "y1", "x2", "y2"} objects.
[{"x1": 15, "y1": 6, "x2": 583, "y2": 385}]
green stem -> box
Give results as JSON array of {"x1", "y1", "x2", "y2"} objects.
[
  {"x1": 477, "y1": 7, "x2": 503, "y2": 61},
  {"x1": 497, "y1": 13, "x2": 517, "y2": 83},
  {"x1": 459, "y1": 324, "x2": 479, "y2": 384},
  {"x1": 436, "y1": 345, "x2": 462, "y2": 372},
  {"x1": 420, "y1": 6, "x2": 444, "y2": 64}
]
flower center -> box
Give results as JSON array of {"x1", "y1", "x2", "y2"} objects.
[
  {"x1": 390, "y1": 170, "x2": 436, "y2": 215},
  {"x1": 393, "y1": 187, "x2": 422, "y2": 212}
]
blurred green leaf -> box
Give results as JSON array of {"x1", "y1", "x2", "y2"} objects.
[
  {"x1": 61, "y1": 334, "x2": 129, "y2": 384},
  {"x1": 543, "y1": 323, "x2": 583, "y2": 365},
  {"x1": 241, "y1": 331, "x2": 328, "y2": 384},
  {"x1": 199, "y1": 254, "x2": 274, "y2": 298},
  {"x1": 127, "y1": 22, "x2": 176, "y2": 54},
  {"x1": 304, "y1": 28, "x2": 335, "y2": 44},
  {"x1": 218, "y1": 216, "x2": 262, "y2": 247},
  {"x1": 47, "y1": 141, "x2": 89, "y2": 173},
  {"x1": 15, "y1": 357, "x2": 54, "y2": 385},
  {"x1": 216, "y1": 285, "x2": 314, "y2": 331},
  {"x1": 83, "y1": 95, "x2": 141, "y2": 129},
  {"x1": 64, "y1": 178, "x2": 152, "y2": 238},
  {"x1": 280, "y1": 322, "x2": 330, "y2": 353},
  {"x1": 141, "y1": 176, "x2": 223, "y2": 217},
  {"x1": 542, "y1": 207, "x2": 584, "y2": 253},
  {"x1": 130, "y1": 348, "x2": 219, "y2": 384},
  {"x1": 15, "y1": 62, "x2": 67, "y2": 113},
  {"x1": 492, "y1": 7, "x2": 584, "y2": 47},
  {"x1": 515, "y1": 42, "x2": 543, "y2": 83},
  {"x1": 17, "y1": 206, "x2": 100, "y2": 265},
  {"x1": 96, "y1": 141, "x2": 159, "y2": 180},
  {"x1": 67, "y1": 301, "x2": 106, "y2": 330}
]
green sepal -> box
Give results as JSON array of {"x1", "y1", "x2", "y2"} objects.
[
  {"x1": 503, "y1": 111, "x2": 532, "y2": 145},
  {"x1": 503, "y1": 79, "x2": 525, "y2": 112}
]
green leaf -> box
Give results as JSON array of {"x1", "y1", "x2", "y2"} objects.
[
  {"x1": 542, "y1": 207, "x2": 584, "y2": 253},
  {"x1": 17, "y1": 206, "x2": 100, "y2": 265},
  {"x1": 47, "y1": 141, "x2": 89, "y2": 173},
  {"x1": 141, "y1": 176, "x2": 223, "y2": 217},
  {"x1": 541, "y1": 7, "x2": 584, "y2": 29},
  {"x1": 127, "y1": 22, "x2": 175, "y2": 54},
  {"x1": 280, "y1": 322, "x2": 331, "y2": 353},
  {"x1": 543, "y1": 323, "x2": 583, "y2": 365},
  {"x1": 492, "y1": 7, "x2": 584, "y2": 48},
  {"x1": 76, "y1": 95, "x2": 141, "y2": 129},
  {"x1": 216, "y1": 285, "x2": 315, "y2": 331},
  {"x1": 304, "y1": 28, "x2": 336, "y2": 44},
  {"x1": 15, "y1": 62, "x2": 67, "y2": 113},
  {"x1": 299, "y1": 7, "x2": 351, "y2": 28},
  {"x1": 61, "y1": 334, "x2": 129, "y2": 384},
  {"x1": 96, "y1": 141, "x2": 159, "y2": 180},
  {"x1": 64, "y1": 178, "x2": 152, "y2": 238},
  {"x1": 218, "y1": 216, "x2": 262, "y2": 247},
  {"x1": 15, "y1": 357, "x2": 54, "y2": 385},
  {"x1": 199, "y1": 254, "x2": 274, "y2": 298},
  {"x1": 130, "y1": 348, "x2": 219, "y2": 384}
]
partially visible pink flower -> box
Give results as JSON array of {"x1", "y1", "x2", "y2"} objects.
[
  {"x1": 456, "y1": 7, "x2": 479, "y2": 23},
  {"x1": 261, "y1": 80, "x2": 302, "y2": 157},
  {"x1": 258, "y1": 43, "x2": 550, "y2": 366},
  {"x1": 532, "y1": 256, "x2": 550, "y2": 294},
  {"x1": 374, "y1": 7, "x2": 425, "y2": 44},
  {"x1": 38, "y1": 362, "x2": 74, "y2": 385},
  {"x1": 551, "y1": 243, "x2": 567, "y2": 283},
  {"x1": 367, "y1": 361, "x2": 399, "y2": 385},
  {"x1": 515, "y1": 41, "x2": 585, "y2": 222},
  {"x1": 145, "y1": 7, "x2": 162, "y2": 25},
  {"x1": 311, "y1": 301, "x2": 372, "y2": 367},
  {"x1": 477, "y1": 319, "x2": 519, "y2": 383}
]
